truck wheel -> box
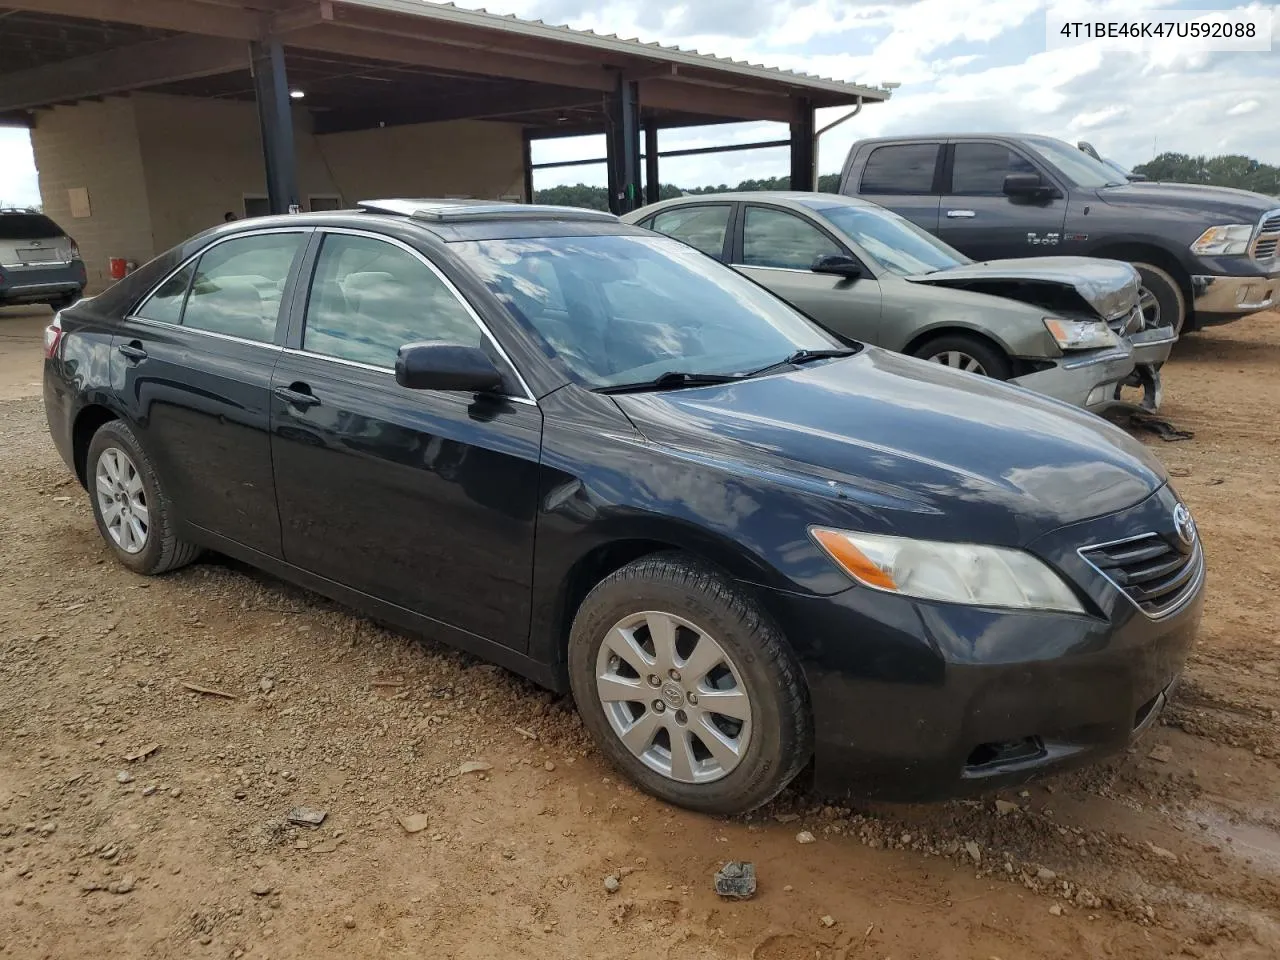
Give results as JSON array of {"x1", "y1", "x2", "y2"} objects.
[
  {"x1": 567, "y1": 553, "x2": 812, "y2": 815},
  {"x1": 910, "y1": 333, "x2": 1012, "y2": 380},
  {"x1": 1132, "y1": 263, "x2": 1186, "y2": 335}
]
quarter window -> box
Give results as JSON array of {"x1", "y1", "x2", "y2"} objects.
[
  {"x1": 950, "y1": 143, "x2": 1039, "y2": 195},
  {"x1": 649, "y1": 205, "x2": 731, "y2": 259},
  {"x1": 303, "y1": 234, "x2": 482, "y2": 368},
  {"x1": 134, "y1": 263, "x2": 195, "y2": 325},
  {"x1": 182, "y1": 233, "x2": 303, "y2": 342},
  {"x1": 859, "y1": 143, "x2": 941, "y2": 195},
  {"x1": 742, "y1": 207, "x2": 842, "y2": 271}
]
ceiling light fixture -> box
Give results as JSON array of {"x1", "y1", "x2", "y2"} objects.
[{"x1": 290, "y1": 89, "x2": 306, "y2": 99}]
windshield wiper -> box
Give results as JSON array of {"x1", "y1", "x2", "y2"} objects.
[
  {"x1": 747, "y1": 347, "x2": 858, "y2": 378},
  {"x1": 594, "y1": 371, "x2": 744, "y2": 395}
]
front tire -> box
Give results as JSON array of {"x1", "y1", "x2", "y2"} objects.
[
  {"x1": 1132, "y1": 262, "x2": 1186, "y2": 335},
  {"x1": 910, "y1": 332, "x2": 1012, "y2": 380},
  {"x1": 86, "y1": 420, "x2": 201, "y2": 575},
  {"x1": 568, "y1": 553, "x2": 812, "y2": 815}
]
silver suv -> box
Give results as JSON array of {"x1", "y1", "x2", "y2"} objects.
[{"x1": 0, "y1": 208, "x2": 87, "y2": 311}]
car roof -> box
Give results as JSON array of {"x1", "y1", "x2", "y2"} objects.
[
  {"x1": 623, "y1": 192, "x2": 878, "y2": 220},
  {"x1": 206, "y1": 199, "x2": 636, "y2": 243}
]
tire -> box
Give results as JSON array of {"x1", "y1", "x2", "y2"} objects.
[
  {"x1": 50, "y1": 291, "x2": 82, "y2": 312},
  {"x1": 1132, "y1": 262, "x2": 1187, "y2": 336},
  {"x1": 567, "y1": 553, "x2": 812, "y2": 815},
  {"x1": 85, "y1": 419, "x2": 202, "y2": 576},
  {"x1": 909, "y1": 332, "x2": 1012, "y2": 380}
]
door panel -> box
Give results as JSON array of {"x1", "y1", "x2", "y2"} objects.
[
  {"x1": 270, "y1": 230, "x2": 543, "y2": 646},
  {"x1": 113, "y1": 230, "x2": 307, "y2": 555},
  {"x1": 735, "y1": 205, "x2": 884, "y2": 344},
  {"x1": 937, "y1": 141, "x2": 1068, "y2": 261}
]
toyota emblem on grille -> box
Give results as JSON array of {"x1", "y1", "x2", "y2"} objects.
[{"x1": 1173, "y1": 503, "x2": 1197, "y2": 547}]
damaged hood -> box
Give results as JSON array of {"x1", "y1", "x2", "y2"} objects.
[{"x1": 907, "y1": 256, "x2": 1141, "y2": 321}]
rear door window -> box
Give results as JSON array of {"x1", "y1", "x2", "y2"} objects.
[
  {"x1": 182, "y1": 233, "x2": 304, "y2": 342},
  {"x1": 859, "y1": 144, "x2": 941, "y2": 195},
  {"x1": 134, "y1": 264, "x2": 195, "y2": 325},
  {"x1": 950, "y1": 142, "x2": 1039, "y2": 195},
  {"x1": 0, "y1": 214, "x2": 64, "y2": 240},
  {"x1": 649, "y1": 205, "x2": 732, "y2": 259}
]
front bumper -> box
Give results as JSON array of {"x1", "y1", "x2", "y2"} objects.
[
  {"x1": 1192, "y1": 269, "x2": 1279, "y2": 322},
  {"x1": 1011, "y1": 344, "x2": 1135, "y2": 413},
  {"x1": 0, "y1": 260, "x2": 87, "y2": 303},
  {"x1": 761, "y1": 484, "x2": 1204, "y2": 801}
]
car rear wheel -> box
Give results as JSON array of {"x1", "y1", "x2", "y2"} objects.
[
  {"x1": 1132, "y1": 262, "x2": 1186, "y2": 335},
  {"x1": 567, "y1": 553, "x2": 811, "y2": 815},
  {"x1": 50, "y1": 291, "x2": 81, "y2": 312},
  {"x1": 911, "y1": 333, "x2": 1012, "y2": 380},
  {"x1": 86, "y1": 420, "x2": 202, "y2": 575}
]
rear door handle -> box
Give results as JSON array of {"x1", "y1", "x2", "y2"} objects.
[
  {"x1": 946, "y1": 209, "x2": 976, "y2": 219},
  {"x1": 273, "y1": 384, "x2": 321, "y2": 409},
  {"x1": 118, "y1": 342, "x2": 147, "y2": 361}
]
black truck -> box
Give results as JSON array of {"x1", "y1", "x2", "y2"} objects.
[{"x1": 838, "y1": 134, "x2": 1280, "y2": 334}]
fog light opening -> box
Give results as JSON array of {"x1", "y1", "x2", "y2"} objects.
[{"x1": 965, "y1": 737, "x2": 1044, "y2": 770}]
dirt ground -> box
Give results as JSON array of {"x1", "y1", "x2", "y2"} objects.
[{"x1": 2, "y1": 303, "x2": 1279, "y2": 960}]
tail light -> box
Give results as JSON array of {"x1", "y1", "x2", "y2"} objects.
[
  {"x1": 68, "y1": 237, "x2": 81, "y2": 260},
  {"x1": 44, "y1": 315, "x2": 64, "y2": 360}
]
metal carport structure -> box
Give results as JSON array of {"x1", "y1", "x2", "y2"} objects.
[{"x1": 0, "y1": 0, "x2": 890, "y2": 216}]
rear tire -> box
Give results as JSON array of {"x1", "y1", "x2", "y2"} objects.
[
  {"x1": 1132, "y1": 262, "x2": 1186, "y2": 335},
  {"x1": 86, "y1": 420, "x2": 201, "y2": 576},
  {"x1": 910, "y1": 333, "x2": 1012, "y2": 380},
  {"x1": 50, "y1": 291, "x2": 82, "y2": 312},
  {"x1": 567, "y1": 553, "x2": 812, "y2": 815}
]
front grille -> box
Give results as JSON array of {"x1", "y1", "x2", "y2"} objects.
[
  {"x1": 1080, "y1": 534, "x2": 1202, "y2": 618},
  {"x1": 1253, "y1": 210, "x2": 1280, "y2": 260}
]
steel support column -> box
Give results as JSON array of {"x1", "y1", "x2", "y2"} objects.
[
  {"x1": 789, "y1": 97, "x2": 816, "y2": 192},
  {"x1": 250, "y1": 38, "x2": 300, "y2": 216},
  {"x1": 606, "y1": 75, "x2": 641, "y2": 214},
  {"x1": 521, "y1": 129, "x2": 535, "y2": 203},
  {"x1": 644, "y1": 120, "x2": 660, "y2": 205}
]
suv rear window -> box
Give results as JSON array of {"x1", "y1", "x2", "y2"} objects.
[
  {"x1": 859, "y1": 144, "x2": 940, "y2": 195},
  {"x1": 0, "y1": 214, "x2": 64, "y2": 241}
]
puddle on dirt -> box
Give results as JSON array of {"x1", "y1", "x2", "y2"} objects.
[{"x1": 1187, "y1": 804, "x2": 1280, "y2": 875}]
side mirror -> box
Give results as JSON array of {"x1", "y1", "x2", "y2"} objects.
[
  {"x1": 811, "y1": 254, "x2": 862, "y2": 279},
  {"x1": 395, "y1": 342, "x2": 504, "y2": 393},
  {"x1": 1003, "y1": 172, "x2": 1048, "y2": 198}
]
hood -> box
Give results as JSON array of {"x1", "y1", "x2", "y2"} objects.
[
  {"x1": 1096, "y1": 182, "x2": 1276, "y2": 222},
  {"x1": 906, "y1": 256, "x2": 1139, "y2": 321},
  {"x1": 614, "y1": 348, "x2": 1165, "y2": 548}
]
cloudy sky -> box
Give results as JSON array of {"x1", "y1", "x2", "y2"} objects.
[{"x1": 0, "y1": 0, "x2": 1275, "y2": 204}]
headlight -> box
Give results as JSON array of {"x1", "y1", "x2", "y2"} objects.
[
  {"x1": 811, "y1": 528, "x2": 1085, "y2": 613},
  {"x1": 1190, "y1": 223, "x2": 1253, "y2": 257},
  {"x1": 1043, "y1": 317, "x2": 1118, "y2": 351}
]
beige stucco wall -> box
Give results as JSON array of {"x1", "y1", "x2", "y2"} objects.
[
  {"x1": 29, "y1": 98, "x2": 156, "y2": 289},
  {"x1": 32, "y1": 92, "x2": 528, "y2": 282},
  {"x1": 131, "y1": 92, "x2": 527, "y2": 255}
]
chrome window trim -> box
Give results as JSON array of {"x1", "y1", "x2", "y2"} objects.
[
  {"x1": 730, "y1": 263, "x2": 816, "y2": 276},
  {"x1": 1077, "y1": 532, "x2": 1204, "y2": 621},
  {"x1": 121, "y1": 314, "x2": 284, "y2": 350},
  {"x1": 311, "y1": 227, "x2": 538, "y2": 405}
]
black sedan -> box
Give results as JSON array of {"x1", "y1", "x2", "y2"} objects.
[{"x1": 43, "y1": 200, "x2": 1205, "y2": 814}]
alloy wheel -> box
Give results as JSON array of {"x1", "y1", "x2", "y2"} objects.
[
  {"x1": 1137, "y1": 285, "x2": 1161, "y2": 328},
  {"x1": 95, "y1": 447, "x2": 149, "y2": 554},
  {"x1": 594, "y1": 610, "x2": 753, "y2": 784},
  {"x1": 927, "y1": 350, "x2": 988, "y2": 375}
]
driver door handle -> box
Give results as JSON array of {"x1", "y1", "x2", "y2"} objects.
[
  {"x1": 273, "y1": 384, "x2": 321, "y2": 409},
  {"x1": 118, "y1": 341, "x2": 147, "y2": 361},
  {"x1": 946, "y1": 209, "x2": 976, "y2": 219}
]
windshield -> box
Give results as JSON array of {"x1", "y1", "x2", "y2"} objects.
[
  {"x1": 0, "y1": 213, "x2": 64, "y2": 241},
  {"x1": 807, "y1": 203, "x2": 970, "y2": 276},
  {"x1": 1023, "y1": 136, "x2": 1122, "y2": 188},
  {"x1": 451, "y1": 233, "x2": 843, "y2": 389}
]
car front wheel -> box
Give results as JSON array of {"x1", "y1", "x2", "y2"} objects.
[
  {"x1": 86, "y1": 420, "x2": 202, "y2": 575},
  {"x1": 568, "y1": 553, "x2": 812, "y2": 815},
  {"x1": 911, "y1": 332, "x2": 1012, "y2": 380}
]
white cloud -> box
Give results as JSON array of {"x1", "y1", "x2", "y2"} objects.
[{"x1": 1227, "y1": 99, "x2": 1261, "y2": 116}]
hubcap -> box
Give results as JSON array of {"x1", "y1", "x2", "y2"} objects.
[
  {"x1": 1138, "y1": 285, "x2": 1161, "y2": 328},
  {"x1": 94, "y1": 447, "x2": 149, "y2": 554},
  {"x1": 595, "y1": 611, "x2": 753, "y2": 784},
  {"x1": 927, "y1": 350, "x2": 987, "y2": 375}
]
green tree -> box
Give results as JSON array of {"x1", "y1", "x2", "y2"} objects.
[{"x1": 1133, "y1": 152, "x2": 1280, "y2": 196}]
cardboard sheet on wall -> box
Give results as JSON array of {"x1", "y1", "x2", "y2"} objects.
[{"x1": 68, "y1": 187, "x2": 91, "y2": 219}]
